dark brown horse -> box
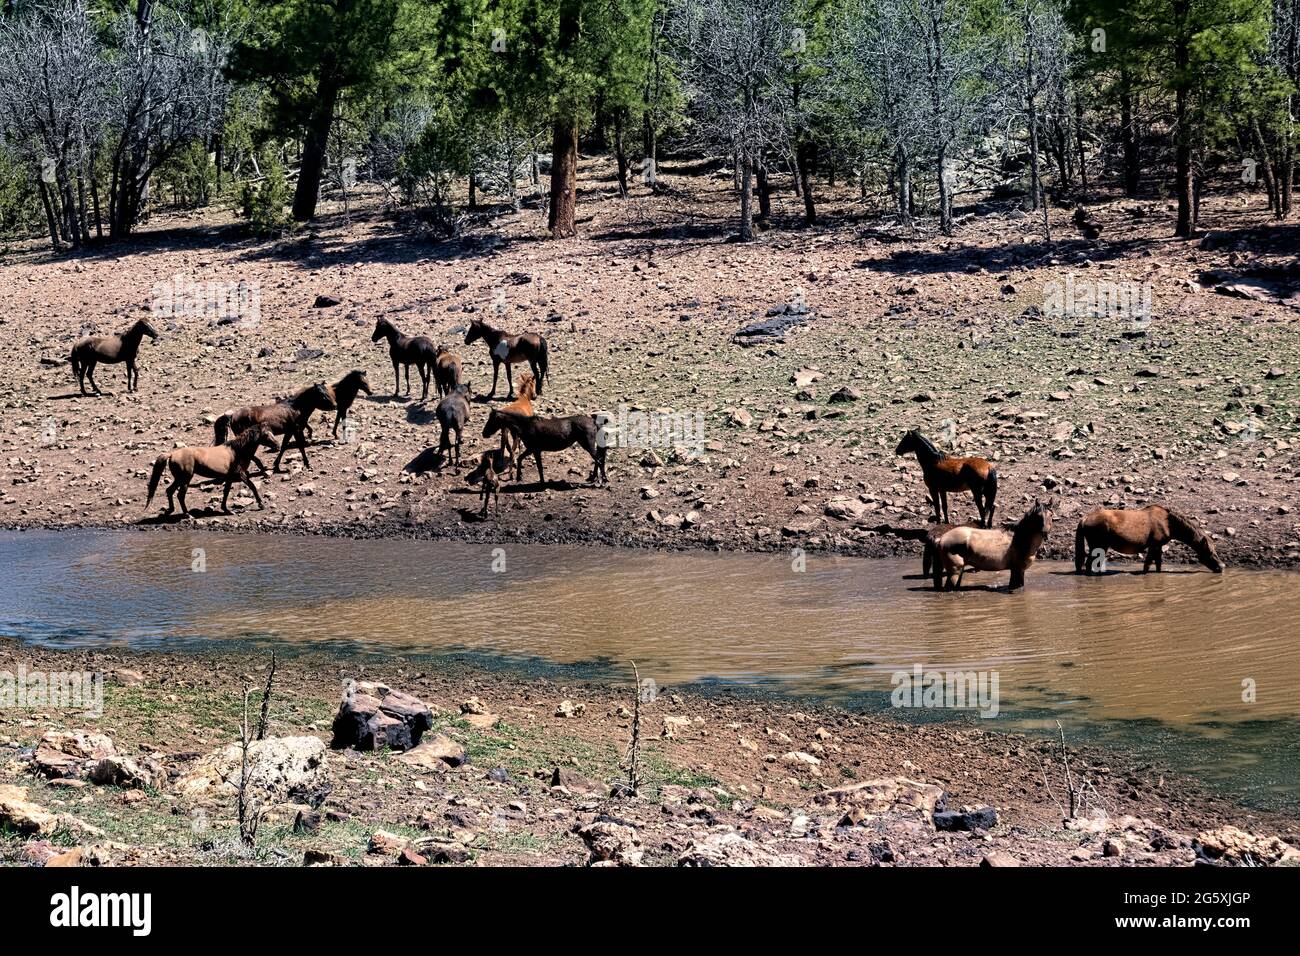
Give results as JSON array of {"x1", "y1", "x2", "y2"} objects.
[
  {"x1": 433, "y1": 346, "x2": 463, "y2": 399},
  {"x1": 1075, "y1": 505, "x2": 1223, "y2": 574},
  {"x1": 464, "y1": 317, "x2": 549, "y2": 398},
  {"x1": 467, "y1": 446, "x2": 512, "y2": 517},
  {"x1": 373, "y1": 317, "x2": 438, "y2": 400},
  {"x1": 934, "y1": 501, "x2": 1052, "y2": 592},
  {"x1": 296, "y1": 369, "x2": 372, "y2": 441},
  {"x1": 896, "y1": 429, "x2": 999, "y2": 528},
  {"x1": 145, "y1": 424, "x2": 277, "y2": 517},
  {"x1": 435, "y1": 384, "x2": 472, "y2": 468},
  {"x1": 483, "y1": 408, "x2": 606, "y2": 485},
  {"x1": 68, "y1": 318, "x2": 159, "y2": 395},
  {"x1": 213, "y1": 382, "x2": 336, "y2": 472}
]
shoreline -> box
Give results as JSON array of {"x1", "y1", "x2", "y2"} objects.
[{"x1": 1, "y1": 638, "x2": 1297, "y2": 867}]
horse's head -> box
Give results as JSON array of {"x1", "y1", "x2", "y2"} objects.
[
  {"x1": 1021, "y1": 499, "x2": 1054, "y2": 539},
  {"x1": 1170, "y1": 510, "x2": 1223, "y2": 572},
  {"x1": 464, "y1": 319, "x2": 483, "y2": 345},
  {"x1": 135, "y1": 319, "x2": 159, "y2": 340},
  {"x1": 371, "y1": 318, "x2": 390, "y2": 343},
  {"x1": 895, "y1": 429, "x2": 919, "y2": 456},
  {"x1": 482, "y1": 408, "x2": 502, "y2": 438},
  {"x1": 517, "y1": 373, "x2": 537, "y2": 399},
  {"x1": 349, "y1": 369, "x2": 372, "y2": 395}
]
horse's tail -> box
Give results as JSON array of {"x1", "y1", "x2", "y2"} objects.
[
  {"x1": 984, "y1": 467, "x2": 998, "y2": 527},
  {"x1": 1074, "y1": 521, "x2": 1087, "y2": 573},
  {"x1": 213, "y1": 413, "x2": 231, "y2": 445},
  {"x1": 537, "y1": 336, "x2": 549, "y2": 394},
  {"x1": 145, "y1": 454, "x2": 169, "y2": 509}
]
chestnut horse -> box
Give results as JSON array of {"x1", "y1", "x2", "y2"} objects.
[
  {"x1": 373, "y1": 317, "x2": 438, "y2": 400},
  {"x1": 483, "y1": 408, "x2": 606, "y2": 484},
  {"x1": 214, "y1": 382, "x2": 336, "y2": 472},
  {"x1": 896, "y1": 429, "x2": 998, "y2": 528},
  {"x1": 464, "y1": 317, "x2": 549, "y2": 398},
  {"x1": 68, "y1": 318, "x2": 159, "y2": 395},
  {"x1": 494, "y1": 372, "x2": 537, "y2": 457},
  {"x1": 145, "y1": 425, "x2": 277, "y2": 517},
  {"x1": 1075, "y1": 505, "x2": 1223, "y2": 574},
  {"x1": 934, "y1": 501, "x2": 1052, "y2": 592}
]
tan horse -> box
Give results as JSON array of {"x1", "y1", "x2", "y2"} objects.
[
  {"x1": 145, "y1": 425, "x2": 277, "y2": 517},
  {"x1": 494, "y1": 372, "x2": 537, "y2": 457},
  {"x1": 68, "y1": 318, "x2": 158, "y2": 394},
  {"x1": 935, "y1": 501, "x2": 1053, "y2": 592},
  {"x1": 464, "y1": 317, "x2": 549, "y2": 398},
  {"x1": 895, "y1": 430, "x2": 999, "y2": 528},
  {"x1": 1075, "y1": 505, "x2": 1223, "y2": 574}
]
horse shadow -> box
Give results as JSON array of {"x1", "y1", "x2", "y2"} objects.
[
  {"x1": 136, "y1": 506, "x2": 249, "y2": 525},
  {"x1": 403, "y1": 448, "x2": 445, "y2": 474},
  {"x1": 47, "y1": 391, "x2": 102, "y2": 401},
  {"x1": 405, "y1": 404, "x2": 438, "y2": 426}
]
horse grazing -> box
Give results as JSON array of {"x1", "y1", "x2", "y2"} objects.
[
  {"x1": 145, "y1": 424, "x2": 277, "y2": 517},
  {"x1": 483, "y1": 408, "x2": 606, "y2": 485},
  {"x1": 435, "y1": 384, "x2": 472, "y2": 468},
  {"x1": 373, "y1": 317, "x2": 438, "y2": 400},
  {"x1": 1075, "y1": 505, "x2": 1223, "y2": 574},
  {"x1": 467, "y1": 446, "x2": 511, "y2": 517},
  {"x1": 433, "y1": 347, "x2": 463, "y2": 399},
  {"x1": 464, "y1": 317, "x2": 549, "y2": 398},
  {"x1": 297, "y1": 369, "x2": 372, "y2": 441},
  {"x1": 934, "y1": 501, "x2": 1053, "y2": 592},
  {"x1": 213, "y1": 382, "x2": 336, "y2": 472},
  {"x1": 68, "y1": 318, "x2": 158, "y2": 395},
  {"x1": 895, "y1": 429, "x2": 999, "y2": 528}
]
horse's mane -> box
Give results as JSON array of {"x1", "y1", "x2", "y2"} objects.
[
  {"x1": 1011, "y1": 504, "x2": 1048, "y2": 548},
  {"x1": 913, "y1": 431, "x2": 947, "y2": 461},
  {"x1": 1165, "y1": 508, "x2": 1205, "y2": 544},
  {"x1": 227, "y1": 425, "x2": 263, "y2": 453}
]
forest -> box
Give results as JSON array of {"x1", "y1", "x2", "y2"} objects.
[{"x1": 0, "y1": 0, "x2": 1295, "y2": 250}]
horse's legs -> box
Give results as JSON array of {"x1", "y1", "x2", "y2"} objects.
[
  {"x1": 164, "y1": 479, "x2": 177, "y2": 515},
  {"x1": 176, "y1": 476, "x2": 192, "y2": 517},
  {"x1": 1144, "y1": 541, "x2": 1162, "y2": 572},
  {"x1": 221, "y1": 479, "x2": 233, "y2": 514},
  {"x1": 939, "y1": 489, "x2": 950, "y2": 524},
  {"x1": 392, "y1": 359, "x2": 401, "y2": 397},
  {"x1": 86, "y1": 361, "x2": 101, "y2": 394},
  {"x1": 125, "y1": 360, "x2": 134, "y2": 392},
  {"x1": 420, "y1": 365, "x2": 430, "y2": 403},
  {"x1": 533, "y1": 450, "x2": 545, "y2": 484},
  {"x1": 453, "y1": 426, "x2": 462, "y2": 467},
  {"x1": 488, "y1": 359, "x2": 501, "y2": 398},
  {"x1": 505, "y1": 363, "x2": 515, "y2": 399},
  {"x1": 294, "y1": 428, "x2": 311, "y2": 469},
  {"x1": 1009, "y1": 568, "x2": 1025, "y2": 591},
  {"x1": 244, "y1": 475, "x2": 264, "y2": 510}
]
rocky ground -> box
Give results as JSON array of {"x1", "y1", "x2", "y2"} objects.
[
  {"x1": 1, "y1": 160, "x2": 1298, "y2": 568},
  {"x1": 2, "y1": 640, "x2": 1297, "y2": 867}
]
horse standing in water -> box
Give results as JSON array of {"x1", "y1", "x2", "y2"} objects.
[
  {"x1": 895, "y1": 429, "x2": 999, "y2": 528},
  {"x1": 67, "y1": 319, "x2": 159, "y2": 395},
  {"x1": 1075, "y1": 505, "x2": 1223, "y2": 574},
  {"x1": 145, "y1": 425, "x2": 278, "y2": 517},
  {"x1": 464, "y1": 317, "x2": 549, "y2": 399},
  {"x1": 934, "y1": 501, "x2": 1052, "y2": 592},
  {"x1": 372, "y1": 317, "x2": 438, "y2": 400}
]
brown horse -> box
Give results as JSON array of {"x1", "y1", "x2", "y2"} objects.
[
  {"x1": 483, "y1": 408, "x2": 606, "y2": 485},
  {"x1": 896, "y1": 429, "x2": 999, "y2": 528},
  {"x1": 213, "y1": 382, "x2": 336, "y2": 472},
  {"x1": 1075, "y1": 505, "x2": 1223, "y2": 574},
  {"x1": 464, "y1": 317, "x2": 549, "y2": 398},
  {"x1": 373, "y1": 317, "x2": 438, "y2": 400},
  {"x1": 68, "y1": 318, "x2": 159, "y2": 395},
  {"x1": 934, "y1": 501, "x2": 1052, "y2": 592},
  {"x1": 435, "y1": 384, "x2": 473, "y2": 468},
  {"x1": 494, "y1": 372, "x2": 537, "y2": 457},
  {"x1": 433, "y1": 346, "x2": 464, "y2": 399},
  {"x1": 296, "y1": 369, "x2": 372, "y2": 441},
  {"x1": 145, "y1": 425, "x2": 277, "y2": 517},
  {"x1": 467, "y1": 446, "x2": 512, "y2": 517}
]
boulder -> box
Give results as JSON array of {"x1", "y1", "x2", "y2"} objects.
[
  {"x1": 933, "y1": 807, "x2": 998, "y2": 832},
  {"x1": 809, "y1": 777, "x2": 947, "y2": 826},
  {"x1": 577, "y1": 819, "x2": 644, "y2": 867},
  {"x1": 1194, "y1": 826, "x2": 1300, "y2": 867},
  {"x1": 397, "y1": 734, "x2": 468, "y2": 771},
  {"x1": 550, "y1": 767, "x2": 600, "y2": 795},
  {"x1": 88, "y1": 755, "x2": 164, "y2": 790},
  {"x1": 0, "y1": 784, "x2": 57, "y2": 835},
  {"x1": 678, "y1": 831, "x2": 804, "y2": 867},
  {"x1": 175, "y1": 736, "x2": 328, "y2": 803},
  {"x1": 32, "y1": 730, "x2": 116, "y2": 779},
  {"x1": 331, "y1": 684, "x2": 434, "y2": 752}
]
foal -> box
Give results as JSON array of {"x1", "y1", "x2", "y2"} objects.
[
  {"x1": 69, "y1": 318, "x2": 158, "y2": 395},
  {"x1": 214, "y1": 382, "x2": 336, "y2": 472},
  {"x1": 373, "y1": 317, "x2": 438, "y2": 400},
  {"x1": 467, "y1": 446, "x2": 512, "y2": 517},
  {"x1": 483, "y1": 408, "x2": 606, "y2": 485},
  {"x1": 1075, "y1": 505, "x2": 1223, "y2": 574},
  {"x1": 464, "y1": 317, "x2": 549, "y2": 398},
  {"x1": 896, "y1": 429, "x2": 999, "y2": 528},
  {"x1": 934, "y1": 501, "x2": 1052, "y2": 592},
  {"x1": 145, "y1": 425, "x2": 277, "y2": 517}
]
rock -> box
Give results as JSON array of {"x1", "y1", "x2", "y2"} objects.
[
  {"x1": 110, "y1": 668, "x2": 145, "y2": 687},
  {"x1": 727, "y1": 408, "x2": 754, "y2": 428},
  {"x1": 824, "y1": 497, "x2": 870, "y2": 521},
  {"x1": 368, "y1": 830, "x2": 411, "y2": 856},
  {"x1": 88, "y1": 755, "x2": 163, "y2": 790},
  {"x1": 175, "y1": 736, "x2": 328, "y2": 803},
  {"x1": 1193, "y1": 826, "x2": 1300, "y2": 867},
  {"x1": 980, "y1": 850, "x2": 1021, "y2": 868},
  {"x1": 294, "y1": 810, "x2": 322, "y2": 834},
  {"x1": 33, "y1": 730, "x2": 116, "y2": 779},
  {"x1": 397, "y1": 848, "x2": 428, "y2": 866},
  {"x1": 460, "y1": 697, "x2": 487, "y2": 715},
  {"x1": 550, "y1": 767, "x2": 600, "y2": 795},
  {"x1": 46, "y1": 847, "x2": 88, "y2": 868},
  {"x1": 0, "y1": 784, "x2": 57, "y2": 835},
  {"x1": 304, "y1": 849, "x2": 349, "y2": 867},
  {"x1": 933, "y1": 807, "x2": 998, "y2": 831},
  {"x1": 577, "y1": 819, "x2": 643, "y2": 866},
  {"x1": 828, "y1": 386, "x2": 862, "y2": 403},
  {"x1": 331, "y1": 684, "x2": 434, "y2": 752},
  {"x1": 661, "y1": 715, "x2": 692, "y2": 739},
  {"x1": 810, "y1": 777, "x2": 946, "y2": 825},
  {"x1": 554, "y1": 700, "x2": 585, "y2": 718},
  {"x1": 791, "y1": 368, "x2": 823, "y2": 389},
  {"x1": 397, "y1": 734, "x2": 468, "y2": 770},
  {"x1": 312, "y1": 294, "x2": 341, "y2": 308},
  {"x1": 678, "y1": 831, "x2": 804, "y2": 867},
  {"x1": 1103, "y1": 839, "x2": 1124, "y2": 858}
]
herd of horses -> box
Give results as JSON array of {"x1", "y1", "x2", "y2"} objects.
[{"x1": 51, "y1": 315, "x2": 1224, "y2": 590}]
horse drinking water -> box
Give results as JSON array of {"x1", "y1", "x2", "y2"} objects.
[
  {"x1": 895, "y1": 429, "x2": 999, "y2": 528},
  {"x1": 1075, "y1": 505, "x2": 1223, "y2": 574}
]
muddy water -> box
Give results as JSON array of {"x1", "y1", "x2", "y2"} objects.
[{"x1": 1, "y1": 530, "x2": 1296, "y2": 808}]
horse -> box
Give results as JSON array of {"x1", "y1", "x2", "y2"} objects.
[
  {"x1": 1075, "y1": 505, "x2": 1223, "y2": 574},
  {"x1": 467, "y1": 446, "x2": 512, "y2": 517},
  {"x1": 464, "y1": 317, "x2": 549, "y2": 398},
  {"x1": 483, "y1": 408, "x2": 606, "y2": 485},
  {"x1": 373, "y1": 317, "x2": 438, "y2": 400},
  {"x1": 433, "y1": 347, "x2": 463, "y2": 399},
  {"x1": 934, "y1": 500, "x2": 1053, "y2": 592},
  {"x1": 145, "y1": 424, "x2": 278, "y2": 517},
  {"x1": 67, "y1": 318, "x2": 159, "y2": 395},
  {"x1": 435, "y1": 384, "x2": 473, "y2": 468},
  {"x1": 296, "y1": 369, "x2": 372, "y2": 441},
  {"x1": 494, "y1": 372, "x2": 537, "y2": 458},
  {"x1": 895, "y1": 429, "x2": 999, "y2": 528},
  {"x1": 213, "y1": 382, "x2": 336, "y2": 473}
]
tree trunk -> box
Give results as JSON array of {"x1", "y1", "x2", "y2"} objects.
[
  {"x1": 1120, "y1": 70, "x2": 1139, "y2": 197},
  {"x1": 756, "y1": 164, "x2": 772, "y2": 220},
  {"x1": 547, "y1": 116, "x2": 579, "y2": 238},
  {"x1": 797, "y1": 138, "x2": 816, "y2": 225},
  {"x1": 739, "y1": 154, "x2": 754, "y2": 241},
  {"x1": 896, "y1": 143, "x2": 912, "y2": 229},
  {"x1": 614, "y1": 113, "x2": 629, "y2": 199},
  {"x1": 292, "y1": 71, "x2": 340, "y2": 222},
  {"x1": 37, "y1": 178, "x2": 61, "y2": 252},
  {"x1": 1172, "y1": 2, "x2": 1193, "y2": 238}
]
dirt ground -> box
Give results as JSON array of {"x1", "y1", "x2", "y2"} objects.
[
  {"x1": 1, "y1": 158, "x2": 1298, "y2": 569},
  {"x1": 2, "y1": 640, "x2": 1296, "y2": 867}
]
